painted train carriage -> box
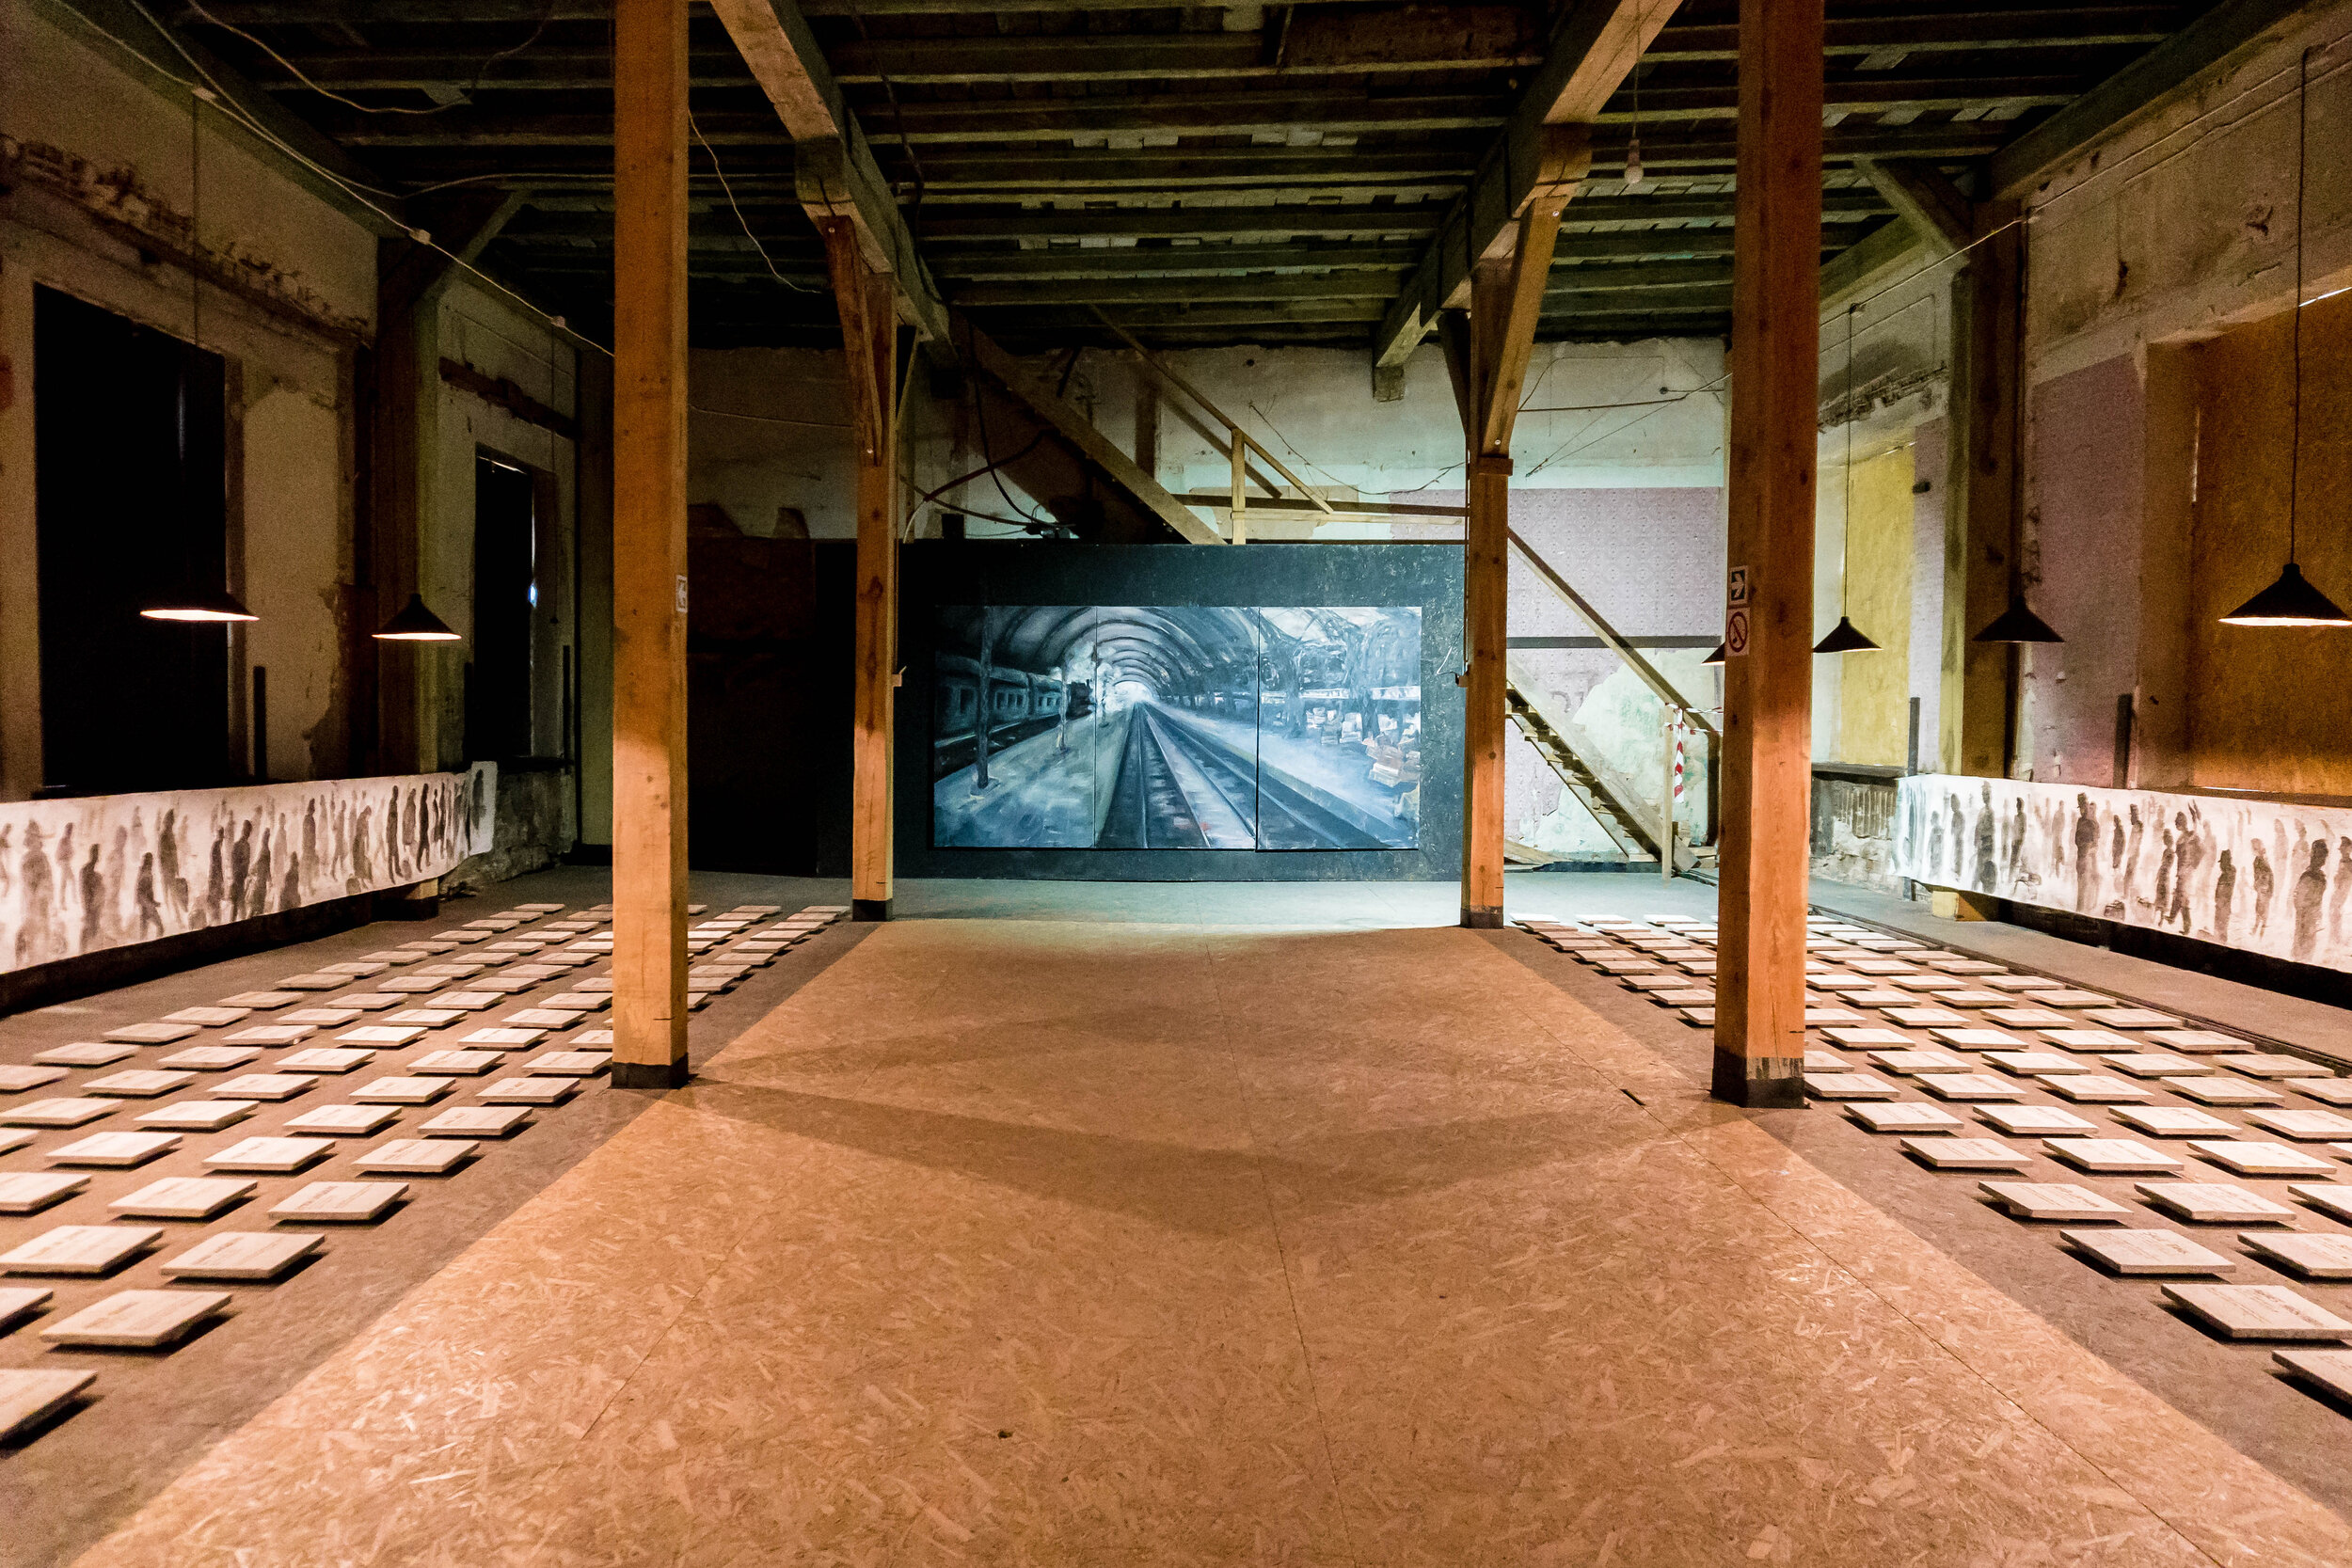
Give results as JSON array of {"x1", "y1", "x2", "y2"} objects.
[{"x1": 933, "y1": 653, "x2": 1070, "y2": 776}]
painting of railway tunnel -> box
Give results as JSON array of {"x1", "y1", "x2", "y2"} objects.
[{"x1": 931, "y1": 606, "x2": 1423, "y2": 851}]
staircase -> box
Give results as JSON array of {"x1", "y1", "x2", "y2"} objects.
[{"x1": 1504, "y1": 677, "x2": 1662, "y2": 866}]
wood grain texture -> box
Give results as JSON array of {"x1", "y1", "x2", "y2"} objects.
[
  {"x1": 609, "y1": 0, "x2": 689, "y2": 1076},
  {"x1": 1712, "y1": 0, "x2": 1821, "y2": 1107},
  {"x1": 830, "y1": 223, "x2": 899, "y2": 913}
]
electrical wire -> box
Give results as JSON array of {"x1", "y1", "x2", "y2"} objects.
[
  {"x1": 121, "y1": 0, "x2": 605, "y2": 353},
  {"x1": 691, "y1": 110, "x2": 818, "y2": 293},
  {"x1": 178, "y1": 0, "x2": 559, "y2": 114},
  {"x1": 690, "y1": 405, "x2": 851, "y2": 430}
]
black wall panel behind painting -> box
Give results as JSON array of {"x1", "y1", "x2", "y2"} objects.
[{"x1": 897, "y1": 542, "x2": 1464, "y2": 881}]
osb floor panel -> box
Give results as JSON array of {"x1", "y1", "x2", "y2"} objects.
[
  {"x1": 63, "y1": 917, "x2": 2352, "y2": 1566},
  {"x1": 0, "y1": 867, "x2": 866, "y2": 1568}
]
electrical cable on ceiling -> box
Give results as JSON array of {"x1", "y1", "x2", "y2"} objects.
[
  {"x1": 122, "y1": 0, "x2": 600, "y2": 349},
  {"x1": 691, "y1": 111, "x2": 818, "y2": 293},
  {"x1": 178, "y1": 0, "x2": 561, "y2": 114}
]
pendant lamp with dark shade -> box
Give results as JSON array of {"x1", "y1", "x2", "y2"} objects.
[
  {"x1": 1813, "y1": 615, "x2": 1880, "y2": 654},
  {"x1": 141, "y1": 88, "x2": 256, "y2": 628},
  {"x1": 1816, "y1": 304, "x2": 1883, "y2": 656},
  {"x1": 1975, "y1": 593, "x2": 2064, "y2": 644},
  {"x1": 2219, "y1": 46, "x2": 2352, "y2": 630},
  {"x1": 1971, "y1": 213, "x2": 2065, "y2": 646},
  {"x1": 1701, "y1": 641, "x2": 1726, "y2": 666},
  {"x1": 141, "y1": 584, "x2": 256, "y2": 624},
  {"x1": 373, "y1": 593, "x2": 462, "y2": 642}
]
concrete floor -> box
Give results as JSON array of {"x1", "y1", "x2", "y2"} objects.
[{"x1": 28, "y1": 872, "x2": 2352, "y2": 1566}]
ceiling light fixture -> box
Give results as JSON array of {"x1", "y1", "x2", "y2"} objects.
[
  {"x1": 1816, "y1": 303, "x2": 1882, "y2": 655},
  {"x1": 1974, "y1": 214, "x2": 2063, "y2": 644},
  {"x1": 373, "y1": 592, "x2": 463, "y2": 641},
  {"x1": 2220, "y1": 45, "x2": 2352, "y2": 630},
  {"x1": 141, "y1": 76, "x2": 256, "y2": 626}
]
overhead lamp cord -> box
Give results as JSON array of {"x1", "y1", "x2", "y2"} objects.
[{"x1": 2288, "y1": 45, "x2": 2312, "y2": 564}]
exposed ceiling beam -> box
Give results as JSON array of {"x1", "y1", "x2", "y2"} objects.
[
  {"x1": 907, "y1": 190, "x2": 1889, "y2": 241},
  {"x1": 52, "y1": 0, "x2": 404, "y2": 233},
  {"x1": 1583, "y1": 76, "x2": 2075, "y2": 120},
  {"x1": 705, "y1": 0, "x2": 947, "y2": 342},
  {"x1": 897, "y1": 148, "x2": 1478, "y2": 195},
  {"x1": 1985, "y1": 0, "x2": 2308, "y2": 198},
  {"x1": 927, "y1": 245, "x2": 1427, "y2": 279},
  {"x1": 960, "y1": 323, "x2": 1226, "y2": 544},
  {"x1": 1818, "y1": 216, "x2": 1924, "y2": 307},
  {"x1": 832, "y1": 11, "x2": 1542, "y2": 83},
  {"x1": 1646, "y1": 8, "x2": 2186, "y2": 61},
  {"x1": 951, "y1": 275, "x2": 1406, "y2": 308},
  {"x1": 1854, "y1": 157, "x2": 1974, "y2": 257},
  {"x1": 919, "y1": 205, "x2": 1449, "y2": 242},
  {"x1": 987, "y1": 300, "x2": 1386, "y2": 328},
  {"x1": 853, "y1": 94, "x2": 1505, "y2": 146},
  {"x1": 1372, "y1": 0, "x2": 1685, "y2": 373}
]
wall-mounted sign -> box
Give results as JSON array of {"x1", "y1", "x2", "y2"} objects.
[{"x1": 1725, "y1": 564, "x2": 1751, "y2": 657}]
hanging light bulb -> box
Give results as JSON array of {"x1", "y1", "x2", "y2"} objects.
[
  {"x1": 1623, "y1": 132, "x2": 1644, "y2": 189},
  {"x1": 1817, "y1": 304, "x2": 1881, "y2": 655},
  {"x1": 2219, "y1": 47, "x2": 2352, "y2": 631},
  {"x1": 373, "y1": 593, "x2": 463, "y2": 641}
]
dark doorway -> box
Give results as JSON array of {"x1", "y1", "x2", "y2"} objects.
[
  {"x1": 685, "y1": 525, "x2": 855, "y2": 876},
  {"x1": 33, "y1": 286, "x2": 231, "y2": 796},
  {"x1": 467, "y1": 454, "x2": 537, "y2": 761}
]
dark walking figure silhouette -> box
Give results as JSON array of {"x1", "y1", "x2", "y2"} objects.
[
  {"x1": 229, "y1": 822, "x2": 254, "y2": 923},
  {"x1": 78, "y1": 846, "x2": 104, "y2": 950},
  {"x1": 2253, "y1": 839, "x2": 2276, "y2": 936},
  {"x1": 2294, "y1": 841, "x2": 2330, "y2": 963},
  {"x1": 135, "y1": 852, "x2": 165, "y2": 941},
  {"x1": 2214, "y1": 849, "x2": 2236, "y2": 944},
  {"x1": 1974, "y1": 783, "x2": 1997, "y2": 893},
  {"x1": 2169, "y1": 811, "x2": 2201, "y2": 934},
  {"x1": 2073, "y1": 794, "x2": 2100, "y2": 912}
]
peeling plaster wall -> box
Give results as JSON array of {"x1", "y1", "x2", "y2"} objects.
[
  {"x1": 414, "y1": 279, "x2": 580, "y2": 856},
  {"x1": 0, "y1": 0, "x2": 375, "y2": 800},
  {"x1": 2019, "y1": 353, "x2": 2145, "y2": 787},
  {"x1": 686, "y1": 346, "x2": 859, "y2": 540},
  {"x1": 2186, "y1": 293, "x2": 2352, "y2": 797},
  {"x1": 2017, "y1": 0, "x2": 2352, "y2": 801}
]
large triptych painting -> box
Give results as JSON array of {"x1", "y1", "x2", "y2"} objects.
[{"x1": 931, "y1": 606, "x2": 1423, "y2": 850}]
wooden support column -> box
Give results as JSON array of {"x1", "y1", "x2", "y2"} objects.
[
  {"x1": 1453, "y1": 128, "x2": 1588, "y2": 929},
  {"x1": 1941, "y1": 206, "x2": 2022, "y2": 782},
  {"x1": 609, "y1": 0, "x2": 690, "y2": 1090},
  {"x1": 827, "y1": 220, "x2": 899, "y2": 921},
  {"x1": 1712, "y1": 0, "x2": 1821, "y2": 1109}
]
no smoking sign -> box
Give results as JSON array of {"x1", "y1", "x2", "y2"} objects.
[{"x1": 1724, "y1": 565, "x2": 1750, "y2": 657}]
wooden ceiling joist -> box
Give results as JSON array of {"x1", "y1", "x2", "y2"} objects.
[{"x1": 152, "y1": 0, "x2": 2249, "y2": 354}]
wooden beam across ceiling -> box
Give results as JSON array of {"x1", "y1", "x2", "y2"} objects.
[
  {"x1": 705, "y1": 0, "x2": 947, "y2": 343},
  {"x1": 1983, "y1": 0, "x2": 2309, "y2": 198},
  {"x1": 1371, "y1": 0, "x2": 1685, "y2": 379}
]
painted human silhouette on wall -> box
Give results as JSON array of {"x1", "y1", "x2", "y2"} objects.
[
  {"x1": 0, "y1": 767, "x2": 496, "y2": 976},
  {"x1": 1896, "y1": 776, "x2": 2349, "y2": 976}
]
